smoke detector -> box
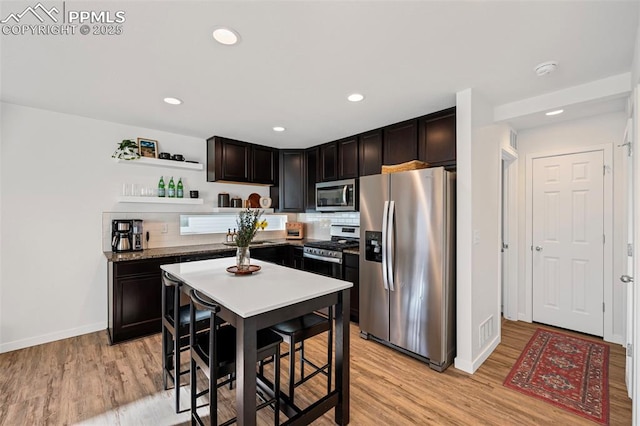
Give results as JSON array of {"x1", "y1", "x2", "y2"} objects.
[{"x1": 534, "y1": 61, "x2": 558, "y2": 76}]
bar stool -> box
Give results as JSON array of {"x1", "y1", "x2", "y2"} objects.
[
  {"x1": 161, "y1": 271, "x2": 217, "y2": 413},
  {"x1": 189, "y1": 289, "x2": 283, "y2": 426},
  {"x1": 270, "y1": 308, "x2": 333, "y2": 405}
]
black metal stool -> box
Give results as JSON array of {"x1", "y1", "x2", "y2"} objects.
[
  {"x1": 189, "y1": 289, "x2": 283, "y2": 426},
  {"x1": 161, "y1": 271, "x2": 215, "y2": 413},
  {"x1": 270, "y1": 308, "x2": 332, "y2": 405}
]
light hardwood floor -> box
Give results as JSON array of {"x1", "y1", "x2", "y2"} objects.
[{"x1": 0, "y1": 318, "x2": 631, "y2": 425}]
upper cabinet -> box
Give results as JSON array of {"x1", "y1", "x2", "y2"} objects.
[
  {"x1": 319, "y1": 142, "x2": 338, "y2": 182},
  {"x1": 305, "y1": 147, "x2": 319, "y2": 211},
  {"x1": 358, "y1": 129, "x2": 383, "y2": 176},
  {"x1": 318, "y1": 137, "x2": 359, "y2": 182},
  {"x1": 206, "y1": 136, "x2": 277, "y2": 185},
  {"x1": 418, "y1": 107, "x2": 456, "y2": 167},
  {"x1": 274, "y1": 150, "x2": 306, "y2": 212},
  {"x1": 338, "y1": 137, "x2": 359, "y2": 179},
  {"x1": 251, "y1": 144, "x2": 279, "y2": 185},
  {"x1": 383, "y1": 119, "x2": 418, "y2": 165}
]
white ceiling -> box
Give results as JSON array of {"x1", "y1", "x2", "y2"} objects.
[{"x1": 1, "y1": 1, "x2": 638, "y2": 148}]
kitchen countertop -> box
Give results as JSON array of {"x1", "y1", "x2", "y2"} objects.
[
  {"x1": 161, "y1": 258, "x2": 351, "y2": 317},
  {"x1": 343, "y1": 248, "x2": 360, "y2": 255},
  {"x1": 104, "y1": 238, "x2": 310, "y2": 262}
]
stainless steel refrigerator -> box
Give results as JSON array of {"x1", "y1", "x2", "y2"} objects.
[{"x1": 359, "y1": 167, "x2": 455, "y2": 371}]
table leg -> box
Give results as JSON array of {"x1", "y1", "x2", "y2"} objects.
[
  {"x1": 335, "y1": 289, "x2": 350, "y2": 425},
  {"x1": 236, "y1": 317, "x2": 258, "y2": 426}
]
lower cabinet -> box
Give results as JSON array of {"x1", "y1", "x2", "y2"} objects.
[
  {"x1": 107, "y1": 245, "x2": 359, "y2": 344},
  {"x1": 343, "y1": 253, "x2": 359, "y2": 323},
  {"x1": 291, "y1": 246, "x2": 304, "y2": 270},
  {"x1": 252, "y1": 245, "x2": 290, "y2": 266},
  {"x1": 108, "y1": 256, "x2": 178, "y2": 344}
]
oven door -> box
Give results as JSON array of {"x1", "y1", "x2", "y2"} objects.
[
  {"x1": 302, "y1": 255, "x2": 343, "y2": 280},
  {"x1": 316, "y1": 179, "x2": 357, "y2": 212}
]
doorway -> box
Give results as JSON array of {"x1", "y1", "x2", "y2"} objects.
[
  {"x1": 525, "y1": 145, "x2": 613, "y2": 339},
  {"x1": 531, "y1": 150, "x2": 604, "y2": 336}
]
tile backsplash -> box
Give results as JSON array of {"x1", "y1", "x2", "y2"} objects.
[
  {"x1": 296, "y1": 212, "x2": 360, "y2": 239},
  {"x1": 102, "y1": 211, "x2": 360, "y2": 251}
]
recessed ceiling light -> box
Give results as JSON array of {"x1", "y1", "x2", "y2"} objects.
[
  {"x1": 534, "y1": 61, "x2": 558, "y2": 76},
  {"x1": 273, "y1": 126, "x2": 286, "y2": 132},
  {"x1": 545, "y1": 109, "x2": 564, "y2": 116},
  {"x1": 212, "y1": 27, "x2": 240, "y2": 45},
  {"x1": 347, "y1": 93, "x2": 365, "y2": 102},
  {"x1": 163, "y1": 97, "x2": 182, "y2": 105}
]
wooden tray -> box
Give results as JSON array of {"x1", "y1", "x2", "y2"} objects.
[
  {"x1": 226, "y1": 265, "x2": 261, "y2": 275},
  {"x1": 248, "y1": 193, "x2": 261, "y2": 208}
]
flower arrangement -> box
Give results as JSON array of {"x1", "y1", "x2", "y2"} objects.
[{"x1": 235, "y1": 208, "x2": 263, "y2": 247}]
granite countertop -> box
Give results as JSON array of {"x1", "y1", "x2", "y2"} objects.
[
  {"x1": 104, "y1": 238, "x2": 310, "y2": 262},
  {"x1": 343, "y1": 248, "x2": 360, "y2": 255}
]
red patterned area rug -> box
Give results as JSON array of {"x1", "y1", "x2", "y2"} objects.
[{"x1": 504, "y1": 328, "x2": 609, "y2": 425}]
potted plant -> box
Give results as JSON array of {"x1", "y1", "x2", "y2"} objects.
[
  {"x1": 112, "y1": 139, "x2": 140, "y2": 160},
  {"x1": 235, "y1": 208, "x2": 263, "y2": 270}
]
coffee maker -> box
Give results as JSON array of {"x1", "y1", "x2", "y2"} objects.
[{"x1": 111, "y1": 219, "x2": 144, "y2": 252}]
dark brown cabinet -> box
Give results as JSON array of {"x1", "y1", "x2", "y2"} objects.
[
  {"x1": 291, "y1": 246, "x2": 304, "y2": 270},
  {"x1": 359, "y1": 129, "x2": 383, "y2": 176},
  {"x1": 319, "y1": 142, "x2": 338, "y2": 182},
  {"x1": 108, "y1": 256, "x2": 178, "y2": 344},
  {"x1": 207, "y1": 136, "x2": 251, "y2": 183},
  {"x1": 383, "y1": 119, "x2": 418, "y2": 165},
  {"x1": 319, "y1": 138, "x2": 358, "y2": 181},
  {"x1": 252, "y1": 245, "x2": 290, "y2": 266},
  {"x1": 343, "y1": 253, "x2": 359, "y2": 323},
  {"x1": 419, "y1": 107, "x2": 456, "y2": 167},
  {"x1": 273, "y1": 150, "x2": 306, "y2": 212},
  {"x1": 207, "y1": 136, "x2": 278, "y2": 185},
  {"x1": 251, "y1": 144, "x2": 278, "y2": 185},
  {"x1": 305, "y1": 147, "x2": 319, "y2": 211},
  {"x1": 338, "y1": 137, "x2": 359, "y2": 179}
]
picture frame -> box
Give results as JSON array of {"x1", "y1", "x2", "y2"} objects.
[{"x1": 137, "y1": 138, "x2": 158, "y2": 159}]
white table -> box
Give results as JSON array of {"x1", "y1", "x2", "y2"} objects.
[{"x1": 160, "y1": 258, "x2": 352, "y2": 425}]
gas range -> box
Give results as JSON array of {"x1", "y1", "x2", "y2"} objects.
[{"x1": 303, "y1": 225, "x2": 359, "y2": 264}]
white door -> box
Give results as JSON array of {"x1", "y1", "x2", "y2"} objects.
[{"x1": 532, "y1": 150, "x2": 604, "y2": 336}]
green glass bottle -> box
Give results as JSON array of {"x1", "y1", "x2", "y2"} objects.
[
  {"x1": 168, "y1": 176, "x2": 175, "y2": 198},
  {"x1": 158, "y1": 176, "x2": 165, "y2": 197},
  {"x1": 177, "y1": 178, "x2": 184, "y2": 198}
]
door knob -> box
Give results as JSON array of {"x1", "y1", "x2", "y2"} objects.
[
  {"x1": 535, "y1": 246, "x2": 543, "y2": 251},
  {"x1": 620, "y1": 275, "x2": 634, "y2": 283}
]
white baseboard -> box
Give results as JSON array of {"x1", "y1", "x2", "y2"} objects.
[
  {"x1": 605, "y1": 333, "x2": 624, "y2": 346},
  {"x1": 518, "y1": 313, "x2": 531, "y2": 322},
  {"x1": 0, "y1": 321, "x2": 105, "y2": 353},
  {"x1": 454, "y1": 334, "x2": 501, "y2": 374}
]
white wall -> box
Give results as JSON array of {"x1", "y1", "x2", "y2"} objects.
[
  {"x1": 0, "y1": 102, "x2": 272, "y2": 353},
  {"x1": 455, "y1": 89, "x2": 506, "y2": 373},
  {"x1": 517, "y1": 111, "x2": 628, "y2": 343}
]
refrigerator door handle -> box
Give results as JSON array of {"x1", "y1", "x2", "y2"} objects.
[
  {"x1": 387, "y1": 200, "x2": 395, "y2": 291},
  {"x1": 381, "y1": 201, "x2": 390, "y2": 290}
]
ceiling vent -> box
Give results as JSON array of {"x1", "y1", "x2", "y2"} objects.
[{"x1": 534, "y1": 61, "x2": 558, "y2": 76}]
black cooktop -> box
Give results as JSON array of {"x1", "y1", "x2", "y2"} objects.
[{"x1": 304, "y1": 238, "x2": 359, "y2": 252}]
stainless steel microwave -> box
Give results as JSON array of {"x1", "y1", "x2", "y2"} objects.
[{"x1": 316, "y1": 179, "x2": 357, "y2": 212}]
